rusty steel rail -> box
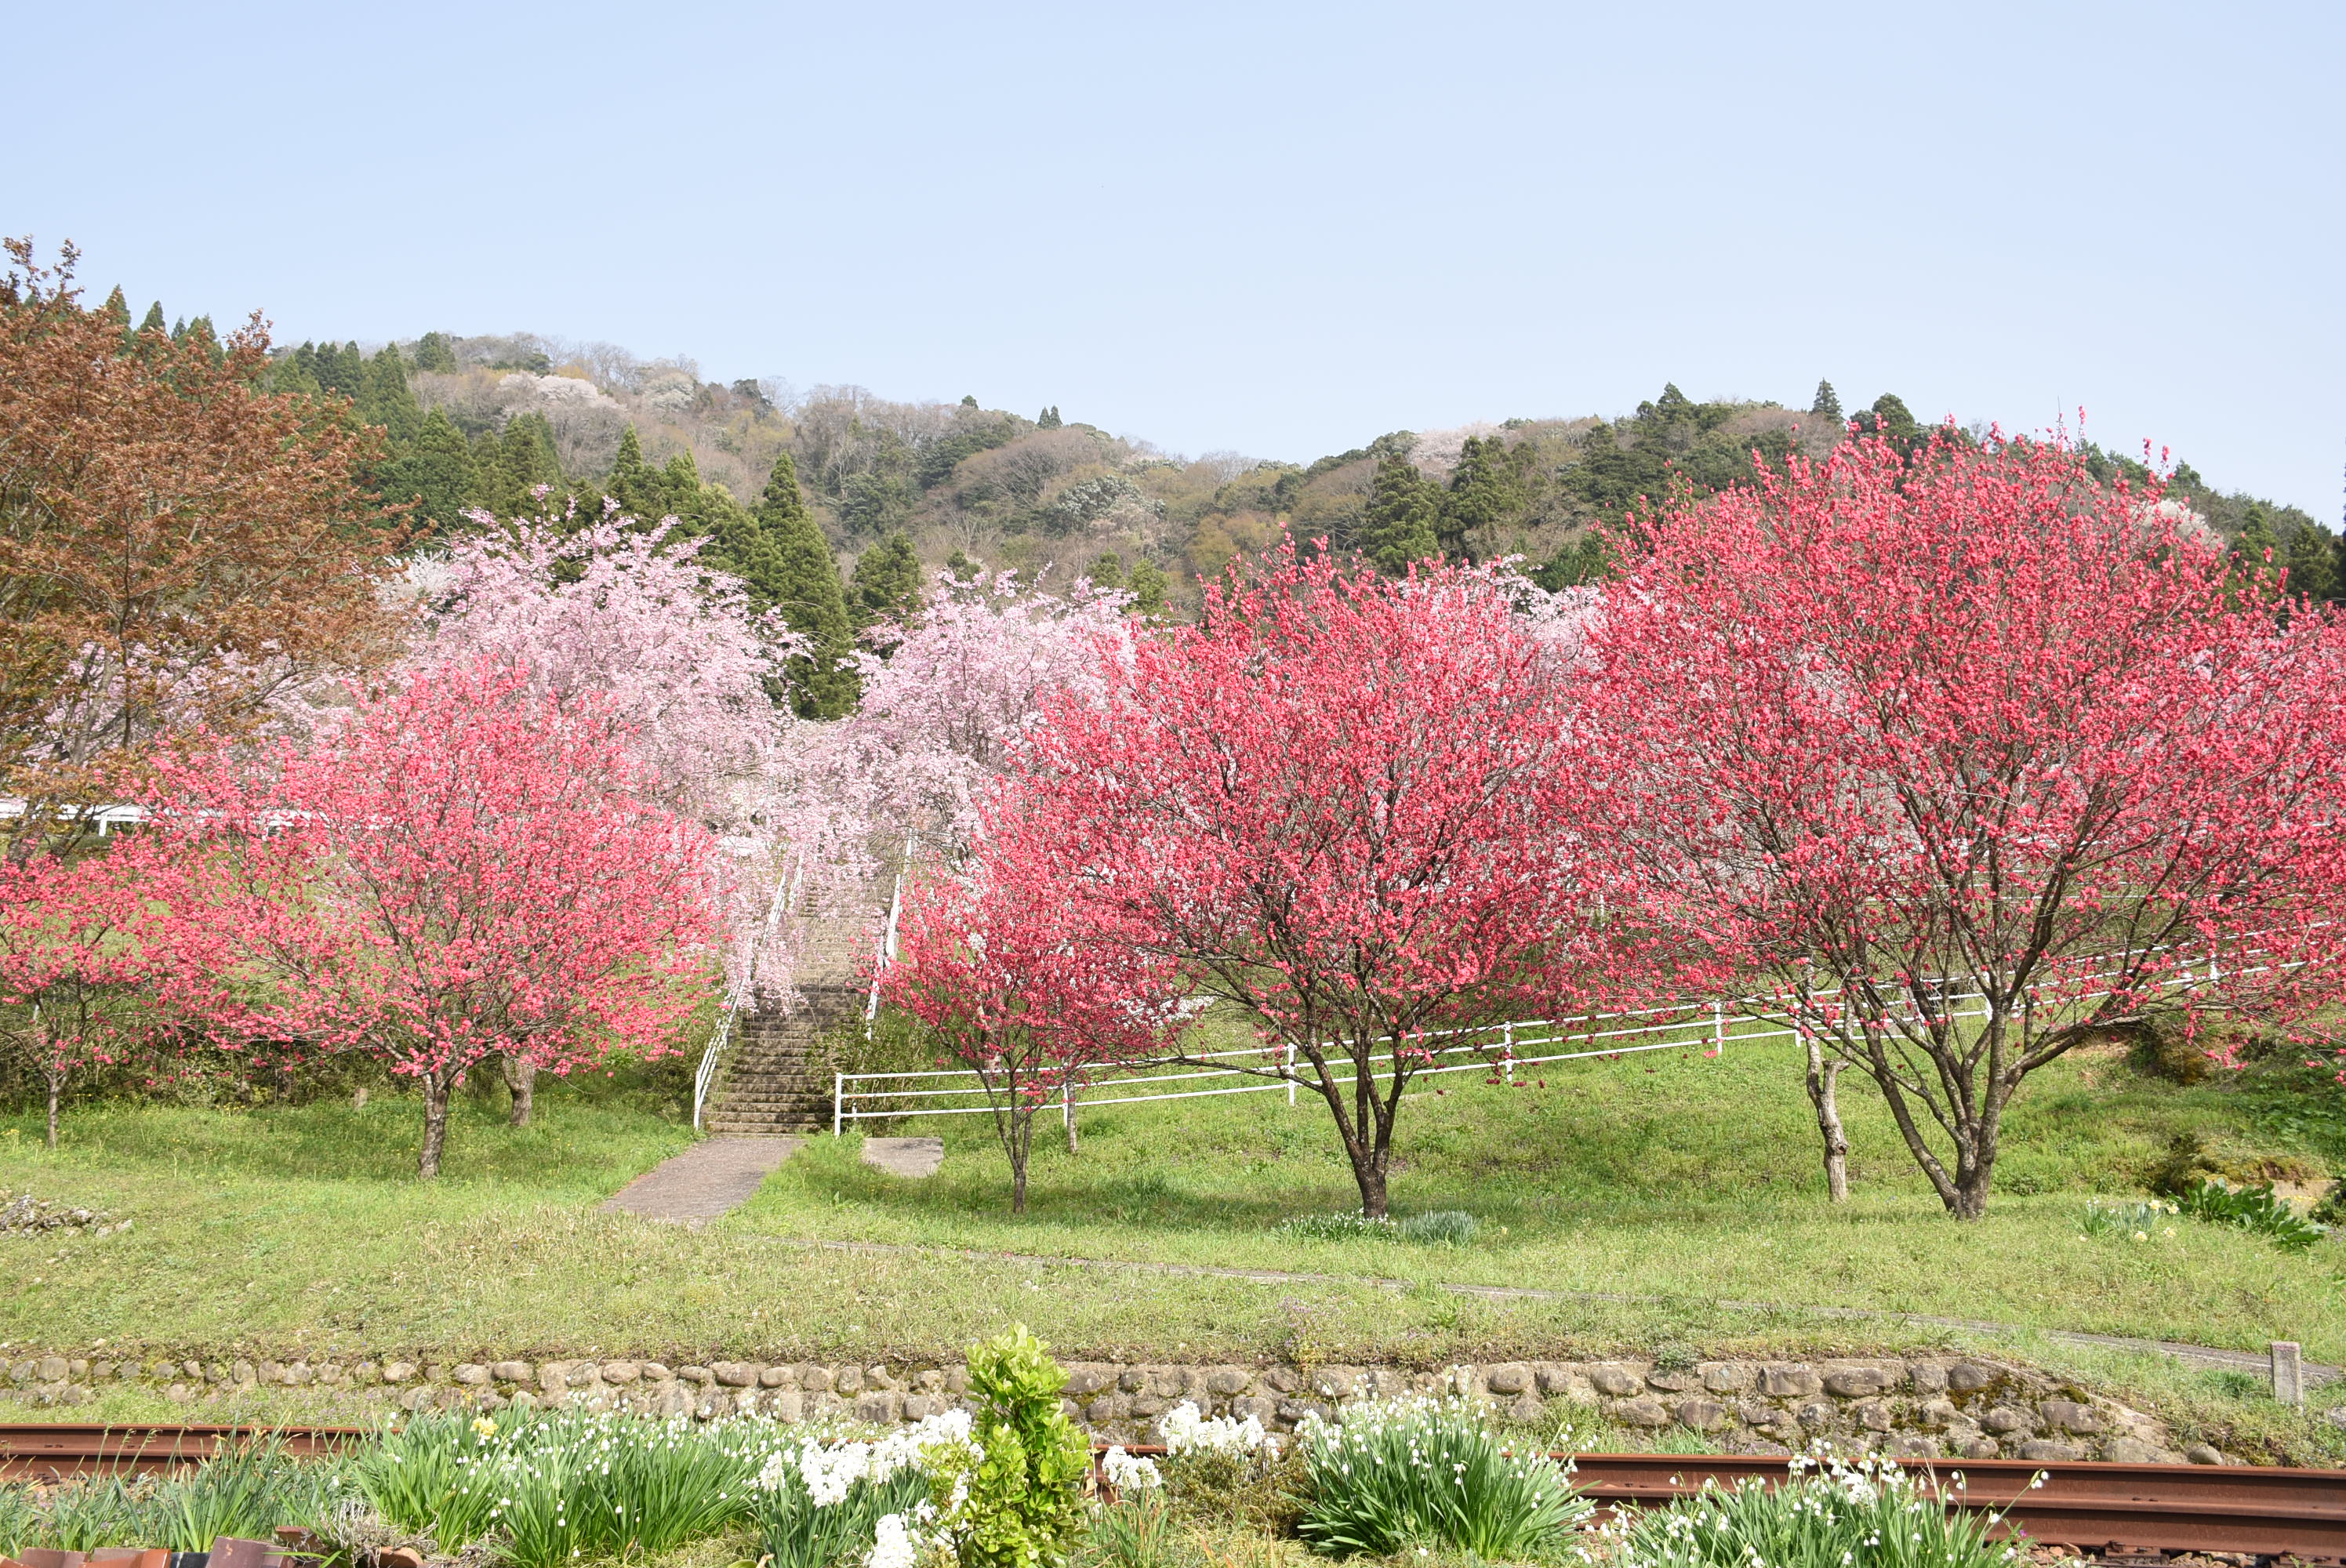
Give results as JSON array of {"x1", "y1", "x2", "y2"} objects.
[
  {"x1": 5, "y1": 1427, "x2": 2341, "y2": 1558},
  {"x1": 1101, "y1": 1445, "x2": 2346, "y2": 1559},
  {"x1": 1557, "y1": 1452, "x2": 2346, "y2": 1559},
  {"x1": 0, "y1": 1424, "x2": 367, "y2": 1480}
]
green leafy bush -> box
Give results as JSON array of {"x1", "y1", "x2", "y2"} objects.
[
  {"x1": 2312, "y1": 1178, "x2": 2346, "y2": 1227},
  {"x1": 1600, "y1": 1454, "x2": 2020, "y2": 1568},
  {"x1": 1155, "y1": 1402, "x2": 1299, "y2": 1534},
  {"x1": 934, "y1": 1323, "x2": 1091, "y2": 1568},
  {"x1": 1296, "y1": 1392, "x2": 1588, "y2": 1558},
  {"x1": 2174, "y1": 1178, "x2": 2329, "y2": 1252}
]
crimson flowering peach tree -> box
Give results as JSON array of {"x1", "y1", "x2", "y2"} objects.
[
  {"x1": 1578, "y1": 430, "x2": 2346, "y2": 1218},
  {"x1": 0, "y1": 841, "x2": 178, "y2": 1147},
  {"x1": 877, "y1": 850, "x2": 1186, "y2": 1211},
  {"x1": 156, "y1": 657, "x2": 721, "y2": 1177},
  {"x1": 409, "y1": 506, "x2": 798, "y2": 1098},
  {"x1": 986, "y1": 543, "x2": 1612, "y2": 1219}
]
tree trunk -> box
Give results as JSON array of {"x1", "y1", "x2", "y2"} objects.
[
  {"x1": 1804, "y1": 1040, "x2": 1850, "y2": 1203},
  {"x1": 419, "y1": 1074, "x2": 454, "y2": 1179},
  {"x1": 1062, "y1": 1082, "x2": 1079, "y2": 1154},
  {"x1": 45, "y1": 1070, "x2": 63, "y2": 1151},
  {"x1": 501, "y1": 1055, "x2": 537, "y2": 1127}
]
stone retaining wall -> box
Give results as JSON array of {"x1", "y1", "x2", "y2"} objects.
[{"x1": 0, "y1": 1350, "x2": 2210, "y2": 1465}]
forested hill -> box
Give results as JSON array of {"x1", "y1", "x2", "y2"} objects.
[{"x1": 215, "y1": 310, "x2": 2339, "y2": 655}]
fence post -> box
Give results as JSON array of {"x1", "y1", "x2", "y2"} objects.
[
  {"x1": 1713, "y1": 1000, "x2": 1726, "y2": 1054},
  {"x1": 833, "y1": 1072, "x2": 844, "y2": 1138},
  {"x1": 1503, "y1": 1021, "x2": 1515, "y2": 1083},
  {"x1": 1285, "y1": 1042, "x2": 1296, "y2": 1105},
  {"x1": 2272, "y1": 1341, "x2": 2303, "y2": 1406}
]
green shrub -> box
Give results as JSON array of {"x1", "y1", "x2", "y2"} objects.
[
  {"x1": 2174, "y1": 1178, "x2": 2328, "y2": 1252},
  {"x1": 1155, "y1": 1402, "x2": 1299, "y2": 1534},
  {"x1": 934, "y1": 1323, "x2": 1091, "y2": 1568},
  {"x1": 1603, "y1": 1454, "x2": 2021, "y2": 1568},
  {"x1": 1296, "y1": 1392, "x2": 1589, "y2": 1559}
]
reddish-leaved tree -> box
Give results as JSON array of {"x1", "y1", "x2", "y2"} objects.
[
  {"x1": 877, "y1": 852, "x2": 1186, "y2": 1211},
  {"x1": 0, "y1": 239, "x2": 405, "y2": 848},
  {"x1": 992, "y1": 543, "x2": 1606, "y2": 1218},
  {"x1": 158, "y1": 658, "x2": 719, "y2": 1176},
  {"x1": 1579, "y1": 430, "x2": 2346, "y2": 1218}
]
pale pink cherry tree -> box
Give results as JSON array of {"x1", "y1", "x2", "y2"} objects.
[
  {"x1": 0, "y1": 840, "x2": 183, "y2": 1147},
  {"x1": 876, "y1": 843, "x2": 1186, "y2": 1213},
  {"x1": 1577, "y1": 430, "x2": 2346, "y2": 1218},
  {"x1": 796, "y1": 567, "x2": 1135, "y2": 865},
  {"x1": 155, "y1": 657, "x2": 721, "y2": 1177},
  {"x1": 989, "y1": 543, "x2": 1612, "y2": 1219},
  {"x1": 415, "y1": 503, "x2": 797, "y2": 834}
]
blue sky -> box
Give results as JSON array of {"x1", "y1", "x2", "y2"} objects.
[{"x1": 12, "y1": 1, "x2": 2341, "y2": 512}]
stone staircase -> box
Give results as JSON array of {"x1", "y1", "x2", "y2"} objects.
[{"x1": 699, "y1": 879, "x2": 890, "y2": 1138}]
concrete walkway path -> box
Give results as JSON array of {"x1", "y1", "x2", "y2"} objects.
[{"x1": 603, "y1": 1137, "x2": 803, "y2": 1223}]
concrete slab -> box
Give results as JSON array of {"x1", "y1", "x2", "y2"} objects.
[
  {"x1": 861, "y1": 1136, "x2": 945, "y2": 1178},
  {"x1": 602, "y1": 1136, "x2": 803, "y2": 1223}
]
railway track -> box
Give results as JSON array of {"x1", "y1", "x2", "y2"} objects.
[{"x1": 4, "y1": 1425, "x2": 2341, "y2": 1561}]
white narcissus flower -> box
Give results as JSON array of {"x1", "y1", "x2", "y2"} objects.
[{"x1": 1102, "y1": 1447, "x2": 1163, "y2": 1491}]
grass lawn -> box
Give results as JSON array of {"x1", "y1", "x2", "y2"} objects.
[{"x1": 3, "y1": 1008, "x2": 2341, "y2": 1379}]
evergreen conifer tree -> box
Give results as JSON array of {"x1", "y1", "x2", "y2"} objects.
[
  {"x1": 136, "y1": 301, "x2": 166, "y2": 337},
  {"x1": 1088, "y1": 551, "x2": 1126, "y2": 591},
  {"x1": 358, "y1": 345, "x2": 423, "y2": 445},
  {"x1": 1126, "y1": 557, "x2": 1169, "y2": 619},
  {"x1": 607, "y1": 424, "x2": 663, "y2": 519},
  {"x1": 731, "y1": 453, "x2": 859, "y2": 717},
  {"x1": 411, "y1": 332, "x2": 458, "y2": 373},
  {"x1": 493, "y1": 412, "x2": 564, "y2": 511},
  {"x1": 378, "y1": 406, "x2": 477, "y2": 538},
  {"x1": 1440, "y1": 435, "x2": 1522, "y2": 560},
  {"x1": 1037, "y1": 405, "x2": 1062, "y2": 429},
  {"x1": 850, "y1": 532, "x2": 924, "y2": 628},
  {"x1": 1810, "y1": 379, "x2": 1843, "y2": 421},
  {"x1": 1359, "y1": 453, "x2": 1442, "y2": 574}
]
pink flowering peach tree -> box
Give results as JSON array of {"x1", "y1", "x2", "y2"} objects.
[
  {"x1": 157, "y1": 658, "x2": 721, "y2": 1177},
  {"x1": 1578, "y1": 430, "x2": 2346, "y2": 1218},
  {"x1": 989, "y1": 544, "x2": 1611, "y2": 1218},
  {"x1": 877, "y1": 848, "x2": 1186, "y2": 1212}
]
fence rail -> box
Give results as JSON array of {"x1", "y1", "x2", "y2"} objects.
[{"x1": 832, "y1": 935, "x2": 2283, "y2": 1134}]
